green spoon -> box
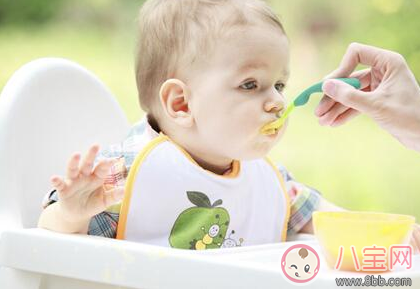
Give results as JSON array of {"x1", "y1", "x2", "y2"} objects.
[{"x1": 261, "y1": 77, "x2": 361, "y2": 134}]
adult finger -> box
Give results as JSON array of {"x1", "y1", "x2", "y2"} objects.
[
  {"x1": 318, "y1": 102, "x2": 350, "y2": 126},
  {"x1": 330, "y1": 108, "x2": 360, "y2": 127},
  {"x1": 315, "y1": 96, "x2": 335, "y2": 117},
  {"x1": 322, "y1": 79, "x2": 375, "y2": 113},
  {"x1": 324, "y1": 43, "x2": 383, "y2": 79},
  {"x1": 80, "y1": 144, "x2": 100, "y2": 176},
  {"x1": 350, "y1": 69, "x2": 372, "y2": 90},
  {"x1": 316, "y1": 69, "x2": 372, "y2": 117}
]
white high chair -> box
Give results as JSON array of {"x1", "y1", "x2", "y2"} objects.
[{"x1": 0, "y1": 58, "x2": 418, "y2": 289}]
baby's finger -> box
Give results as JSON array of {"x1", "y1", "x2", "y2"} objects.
[
  {"x1": 319, "y1": 102, "x2": 350, "y2": 126},
  {"x1": 330, "y1": 108, "x2": 360, "y2": 127},
  {"x1": 66, "y1": 153, "x2": 81, "y2": 180},
  {"x1": 80, "y1": 144, "x2": 100, "y2": 176},
  {"x1": 103, "y1": 186, "x2": 125, "y2": 207},
  {"x1": 51, "y1": 175, "x2": 67, "y2": 192},
  {"x1": 93, "y1": 159, "x2": 115, "y2": 179}
]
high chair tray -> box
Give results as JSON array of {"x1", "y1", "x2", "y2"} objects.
[{"x1": 1, "y1": 228, "x2": 419, "y2": 289}]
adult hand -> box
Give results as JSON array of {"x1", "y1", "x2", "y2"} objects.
[{"x1": 315, "y1": 43, "x2": 420, "y2": 152}]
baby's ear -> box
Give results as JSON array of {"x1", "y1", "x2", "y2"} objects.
[{"x1": 159, "y1": 79, "x2": 193, "y2": 128}]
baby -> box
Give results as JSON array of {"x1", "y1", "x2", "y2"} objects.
[{"x1": 37, "y1": 0, "x2": 410, "y2": 249}]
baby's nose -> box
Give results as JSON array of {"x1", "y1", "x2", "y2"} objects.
[{"x1": 264, "y1": 100, "x2": 285, "y2": 115}]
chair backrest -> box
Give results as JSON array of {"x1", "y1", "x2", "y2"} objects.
[{"x1": 0, "y1": 58, "x2": 130, "y2": 229}]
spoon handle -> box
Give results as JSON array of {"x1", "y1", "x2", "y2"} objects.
[{"x1": 294, "y1": 77, "x2": 361, "y2": 107}]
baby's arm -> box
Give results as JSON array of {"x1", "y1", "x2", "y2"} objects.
[
  {"x1": 37, "y1": 145, "x2": 124, "y2": 234},
  {"x1": 278, "y1": 164, "x2": 346, "y2": 236},
  {"x1": 298, "y1": 197, "x2": 346, "y2": 234}
]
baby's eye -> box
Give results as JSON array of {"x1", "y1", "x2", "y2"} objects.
[
  {"x1": 304, "y1": 264, "x2": 310, "y2": 273},
  {"x1": 240, "y1": 81, "x2": 258, "y2": 90},
  {"x1": 275, "y1": 82, "x2": 285, "y2": 92},
  {"x1": 291, "y1": 264, "x2": 298, "y2": 269}
]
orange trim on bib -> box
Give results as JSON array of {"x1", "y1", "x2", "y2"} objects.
[
  {"x1": 116, "y1": 135, "x2": 167, "y2": 240},
  {"x1": 160, "y1": 133, "x2": 241, "y2": 179},
  {"x1": 264, "y1": 157, "x2": 291, "y2": 242}
]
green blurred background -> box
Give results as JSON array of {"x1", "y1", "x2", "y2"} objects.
[{"x1": 1, "y1": 0, "x2": 419, "y2": 220}]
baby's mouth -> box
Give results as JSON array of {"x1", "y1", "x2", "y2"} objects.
[
  {"x1": 260, "y1": 123, "x2": 280, "y2": 136},
  {"x1": 261, "y1": 127, "x2": 279, "y2": 136},
  {"x1": 260, "y1": 107, "x2": 290, "y2": 135},
  {"x1": 295, "y1": 272, "x2": 300, "y2": 278}
]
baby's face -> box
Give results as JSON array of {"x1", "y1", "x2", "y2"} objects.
[{"x1": 186, "y1": 25, "x2": 290, "y2": 160}]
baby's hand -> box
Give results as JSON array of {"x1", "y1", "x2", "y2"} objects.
[
  {"x1": 50, "y1": 145, "x2": 124, "y2": 224},
  {"x1": 410, "y1": 224, "x2": 420, "y2": 254}
]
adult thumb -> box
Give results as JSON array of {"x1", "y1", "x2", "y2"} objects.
[{"x1": 322, "y1": 79, "x2": 373, "y2": 113}]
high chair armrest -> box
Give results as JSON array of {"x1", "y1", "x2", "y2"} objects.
[{"x1": 286, "y1": 233, "x2": 316, "y2": 242}]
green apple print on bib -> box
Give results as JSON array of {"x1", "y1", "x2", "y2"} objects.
[{"x1": 169, "y1": 191, "x2": 230, "y2": 250}]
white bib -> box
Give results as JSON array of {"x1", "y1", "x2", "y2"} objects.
[{"x1": 117, "y1": 134, "x2": 290, "y2": 249}]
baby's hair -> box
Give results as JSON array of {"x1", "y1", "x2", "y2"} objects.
[
  {"x1": 299, "y1": 248, "x2": 308, "y2": 259},
  {"x1": 134, "y1": 0, "x2": 285, "y2": 124}
]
